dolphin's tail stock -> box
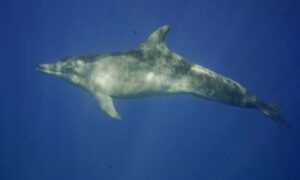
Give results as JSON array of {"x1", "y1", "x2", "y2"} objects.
[{"x1": 253, "y1": 101, "x2": 289, "y2": 127}]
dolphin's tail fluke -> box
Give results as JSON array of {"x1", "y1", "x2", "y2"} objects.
[{"x1": 253, "y1": 101, "x2": 289, "y2": 127}]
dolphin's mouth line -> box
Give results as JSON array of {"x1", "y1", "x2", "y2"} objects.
[{"x1": 36, "y1": 64, "x2": 63, "y2": 76}]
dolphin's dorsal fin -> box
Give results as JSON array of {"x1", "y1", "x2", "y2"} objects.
[{"x1": 139, "y1": 25, "x2": 170, "y2": 52}]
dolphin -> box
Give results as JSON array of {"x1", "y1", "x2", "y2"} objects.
[{"x1": 37, "y1": 25, "x2": 288, "y2": 127}]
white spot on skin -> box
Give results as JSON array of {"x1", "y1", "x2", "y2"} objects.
[
  {"x1": 75, "y1": 65, "x2": 84, "y2": 73},
  {"x1": 170, "y1": 76, "x2": 190, "y2": 92},
  {"x1": 92, "y1": 73, "x2": 114, "y2": 94},
  {"x1": 71, "y1": 76, "x2": 81, "y2": 84},
  {"x1": 146, "y1": 72, "x2": 155, "y2": 81},
  {"x1": 77, "y1": 60, "x2": 83, "y2": 66}
]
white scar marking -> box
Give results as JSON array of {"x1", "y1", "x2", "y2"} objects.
[{"x1": 191, "y1": 65, "x2": 212, "y2": 75}]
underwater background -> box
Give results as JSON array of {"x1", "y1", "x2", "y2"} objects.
[{"x1": 0, "y1": 0, "x2": 299, "y2": 179}]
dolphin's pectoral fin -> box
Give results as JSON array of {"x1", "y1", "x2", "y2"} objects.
[
  {"x1": 94, "y1": 93, "x2": 122, "y2": 120},
  {"x1": 139, "y1": 25, "x2": 170, "y2": 51}
]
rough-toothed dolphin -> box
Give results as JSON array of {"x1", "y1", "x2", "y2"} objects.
[{"x1": 37, "y1": 25, "x2": 288, "y2": 127}]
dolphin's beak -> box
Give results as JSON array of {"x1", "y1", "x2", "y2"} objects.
[
  {"x1": 36, "y1": 64, "x2": 48, "y2": 72},
  {"x1": 36, "y1": 63, "x2": 63, "y2": 76}
]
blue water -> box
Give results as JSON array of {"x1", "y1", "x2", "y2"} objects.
[{"x1": 1, "y1": 0, "x2": 299, "y2": 179}]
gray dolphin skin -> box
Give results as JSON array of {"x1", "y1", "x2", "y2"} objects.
[{"x1": 37, "y1": 25, "x2": 289, "y2": 127}]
